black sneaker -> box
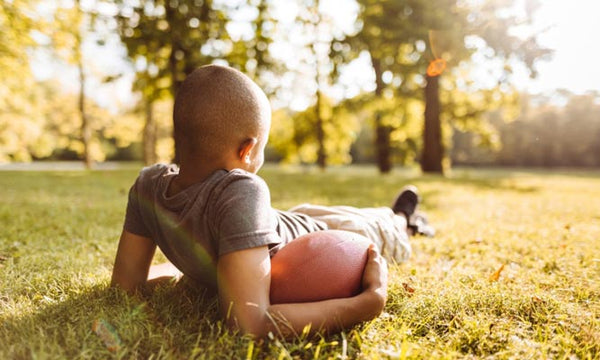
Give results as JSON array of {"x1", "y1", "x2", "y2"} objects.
[
  {"x1": 391, "y1": 185, "x2": 420, "y2": 218},
  {"x1": 408, "y1": 211, "x2": 436, "y2": 237}
]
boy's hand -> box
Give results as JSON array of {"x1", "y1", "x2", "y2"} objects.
[{"x1": 360, "y1": 245, "x2": 388, "y2": 315}]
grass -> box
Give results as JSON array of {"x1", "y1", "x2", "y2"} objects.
[{"x1": 1, "y1": 164, "x2": 599, "y2": 359}]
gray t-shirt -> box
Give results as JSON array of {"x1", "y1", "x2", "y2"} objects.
[{"x1": 123, "y1": 164, "x2": 326, "y2": 287}]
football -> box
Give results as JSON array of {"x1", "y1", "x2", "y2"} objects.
[{"x1": 270, "y1": 230, "x2": 371, "y2": 304}]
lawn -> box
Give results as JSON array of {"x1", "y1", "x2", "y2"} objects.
[{"x1": 1, "y1": 164, "x2": 599, "y2": 359}]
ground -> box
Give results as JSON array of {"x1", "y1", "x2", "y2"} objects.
[{"x1": 0, "y1": 164, "x2": 599, "y2": 359}]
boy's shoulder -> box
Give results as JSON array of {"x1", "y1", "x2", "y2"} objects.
[
  {"x1": 212, "y1": 168, "x2": 270, "y2": 195},
  {"x1": 130, "y1": 163, "x2": 177, "y2": 196},
  {"x1": 221, "y1": 168, "x2": 266, "y2": 182}
]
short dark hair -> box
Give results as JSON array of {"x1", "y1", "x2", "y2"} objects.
[{"x1": 173, "y1": 64, "x2": 269, "y2": 163}]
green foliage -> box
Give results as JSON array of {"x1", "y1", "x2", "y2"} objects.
[
  {"x1": 441, "y1": 73, "x2": 521, "y2": 159},
  {"x1": 0, "y1": 79, "x2": 51, "y2": 162},
  {"x1": 38, "y1": 81, "x2": 114, "y2": 162},
  {"x1": 0, "y1": 0, "x2": 570, "y2": 170},
  {"x1": 52, "y1": 0, "x2": 100, "y2": 167},
  {"x1": 0, "y1": 0, "x2": 140, "y2": 163},
  {"x1": 349, "y1": 93, "x2": 424, "y2": 165},
  {"x1": 426, "y1": 0, "x2": 550, "y2": 172},
  {"x1": 338, "y1": 0, "x2": 550, "y2": 173},
  {"x1": 269, "y1": 95, "x2": 360, "y2": 165},
  {"x1": 0, "y1": 0, "x2": 37, "y2": 58},
  {"x1": 1, "y1": 72, "x2": 148, "y2": 163},
  {"x1": 114, "y1": 0, "x2": 281, "y2": 95},
  {"x1": 226, "y1": 0, "x2": 281, "y2": 90},
  {"x1": 114, "y1": 0, "x2": 281, "y2": 162},
  {"x1": 0, "y1": 74, "x2": 137, "y2": 163},
  {"x1": 116, "y1": 0, "x2": 230, "y2": 88},
  {"x1": 0, "y1": 0, "x2": 45, "y2": 161},
  {"x1": 1, "y1": 166, "x2": 599, "y2": 358},
  {"x1": 52, "y1": 0, "x2": 85, "y2": 64}
]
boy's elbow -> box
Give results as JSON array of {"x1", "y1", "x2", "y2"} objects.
[
  {"x1": 110, "y1": 278, "x2": 135, "y2": 294},
  {"x1": 110, "y1": 272, "x2": 144, "y2": 295},
  {"x1": 225, "y1": 310, "x2": 274, "y2": 339}
]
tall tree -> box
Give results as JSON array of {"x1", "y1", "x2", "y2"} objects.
[
  {"x1": 337, "y1": 0, "x2": 426, "y2": 173},
  {"x1": 286, "y1": 0, "x2": 360, "y2": 169},
  {"x1": 53, "y1": 0, "x2": 97, "y2": 168},
  {"x1": 418, "y1": 0, "x2": 550, "y2": 173},
  {"x1": 343, "y1": 0, "x2": 550, "y2": 174},
  {"x1": 299, "y1": 0, "x2": 328, "y2": 168},
  {"x1": 422, "y1": 72, "x2": 444, "y2": 172}
]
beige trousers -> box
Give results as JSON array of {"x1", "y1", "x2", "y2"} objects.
[{"x1": 288, "y1": 204, "x2": 411, "y2": 264}]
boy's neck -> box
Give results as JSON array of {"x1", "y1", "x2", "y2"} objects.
[
  {"x1": 168, "y1": 165, "x2": 219, "y2": 196},
  {"x1": 169, "y1": 153, "x2": 249, "y2": 196},
  {"x1": 170, "y1": 155, "x2": 243, "y2": 195}
]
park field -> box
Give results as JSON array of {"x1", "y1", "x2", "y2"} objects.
[{"x1": 1, "y1": 164, "x2": 599, "y2": 359}]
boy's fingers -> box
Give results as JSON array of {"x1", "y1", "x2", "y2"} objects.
[
  {"x1": 367, "y1": 244, "x2": 387, "y2": 267},
  {"x1": 367, "y1": 244, "x2": 379, "y2": 258},
  {"x1": 367, "y1": 245, "x2": 374, "y2": 258}
]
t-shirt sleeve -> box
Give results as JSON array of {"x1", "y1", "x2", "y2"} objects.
[
  {"x1": 123, "y1": 177, "x2": 152, "y2": 238},
  {"x1": 213, "y1": 174, "x2": 281, "y2": 256}
]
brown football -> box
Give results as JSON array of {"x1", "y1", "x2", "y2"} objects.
[{"x1": 270, "y1": 230, "x2": 371, "y2": 304}]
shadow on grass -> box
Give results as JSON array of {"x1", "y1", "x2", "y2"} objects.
[
  {"x1": 0, "y1": 282, "x2": 228, "y2": 359},
  {"x1": 2, "y1": 280, "x2": 364, "y2": 359}
]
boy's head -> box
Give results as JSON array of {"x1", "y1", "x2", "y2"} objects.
[{"x1": 173, "y1": 64, "x2": 271, "y2": 173}]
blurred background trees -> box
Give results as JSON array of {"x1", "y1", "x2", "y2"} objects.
[
  {"x1": 1, "y1": 0, "x2": 598, "y2": 171},
  {"x1": 452, "y1": 92, "x2": 600, "y2": 167},
  {"x1": 1, "y1": 0, "x2": 48, "y2": 162}
]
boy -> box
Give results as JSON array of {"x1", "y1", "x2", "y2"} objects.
[{"x1": 111, "y1": 64, "x2": 432, "y2": 338}]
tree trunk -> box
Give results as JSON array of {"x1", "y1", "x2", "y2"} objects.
[
  {"x1": 375, "y1": 115, "x2": 391, "y2": 173},
  {"x1": 371, "y1": 57, "x2": 392, "y2": 173},
  {"x1": 78, "y1": 45, "x2": 92, "y2": 169},
  {"x1": 74, "y1": 0, "x2": 92, "y2": 169},
  {"x1": 143, "y1": 98, "x2": 158, "y2": 165},
  {"x1": 421, "y1": 74, "x2": 444, "y2": 174},
  {"x1": 312, "y1": 0, "x2": 326, "y2": 170},
  {"x1": 315, "y1": 89, "x2": 326, "y2": 169}
]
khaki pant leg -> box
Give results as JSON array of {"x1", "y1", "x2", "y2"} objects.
[{"x1": 289, "y1": 204, "x2": 411, "y2": 263}]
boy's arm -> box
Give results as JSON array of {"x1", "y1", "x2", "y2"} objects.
[
  {"x1": 217, "y1": 245, "x2": 387, "y2": 338},
  {"x1": 110, "y1": 229, "x2": 157, "y2": 293}
]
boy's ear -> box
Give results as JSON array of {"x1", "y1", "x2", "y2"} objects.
[{"x1": 238, "y1": 138, "x2": 258, "y2": 163}]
